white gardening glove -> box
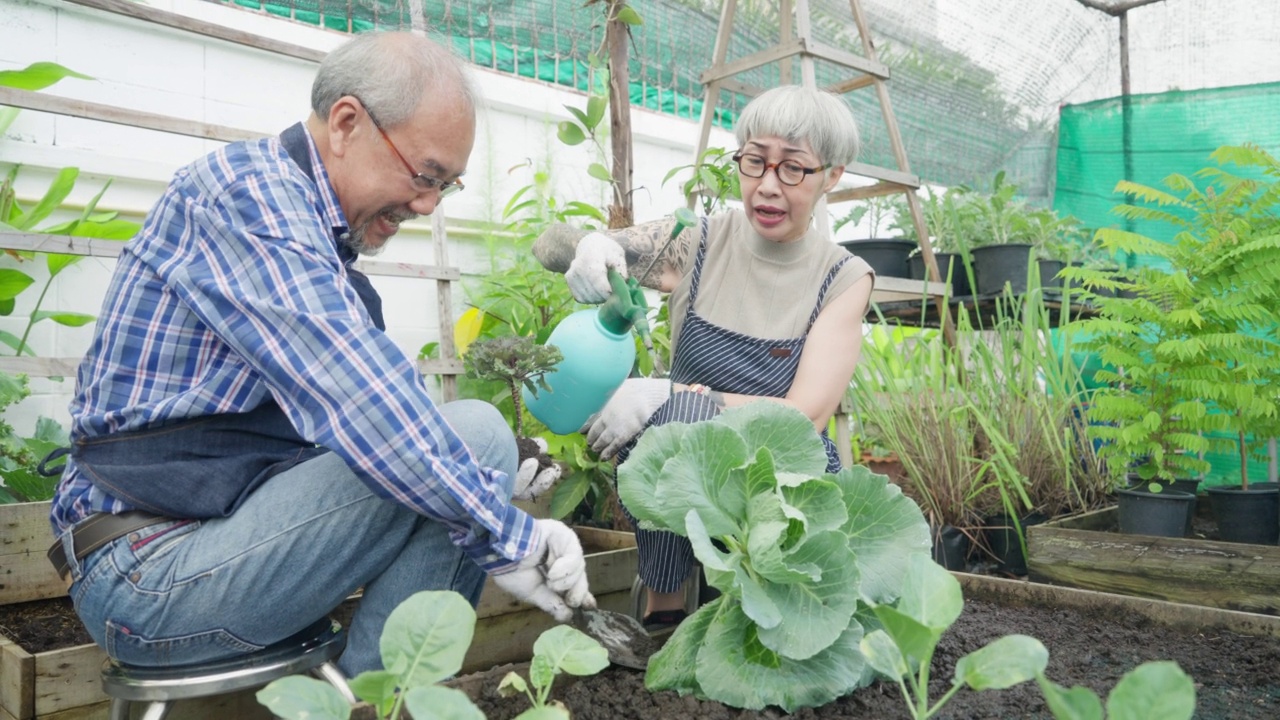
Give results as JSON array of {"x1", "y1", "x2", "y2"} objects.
[
  {"x1": 582, "y1": 378, "x2": 671, "y2": 460},
  {"x1": 492, "y1": 519, "x2": 596, "y2": 622},
  {"x1": 514, "y1": 437, "x2": 562, "y2": 500},
  {"x1": 565, "y1": 232, "x2": 627, "y2": 303}
]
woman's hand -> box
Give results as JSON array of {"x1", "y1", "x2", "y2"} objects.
[{"x1": 581, "y1": 378, "x2": 671, "y2": 458}]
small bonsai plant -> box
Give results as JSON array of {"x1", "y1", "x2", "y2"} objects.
[{"x1": 463, "y1": 335, "x2": 565, "y2": 499}]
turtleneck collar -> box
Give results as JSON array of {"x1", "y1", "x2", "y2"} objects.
[{"x1": 741, "y1": 208, "x2": 821, "y2": 264}]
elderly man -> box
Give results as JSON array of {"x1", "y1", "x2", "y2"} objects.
[{"x1": 47, "y1": 31, "x2": 592, "y2": 676}]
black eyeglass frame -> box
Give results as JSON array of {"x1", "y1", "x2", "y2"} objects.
[
  {"x1": 731, "y1": 152, "x2": 828, "y2": 187},
  {"x1": 355, "y1": 97, "x2": 465, "y2": 198}
]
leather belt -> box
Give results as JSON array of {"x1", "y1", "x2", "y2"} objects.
[{"x1": 47, "y1": 511, "x2": 173, "y2": 581}]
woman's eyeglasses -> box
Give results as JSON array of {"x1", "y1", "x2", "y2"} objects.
[{"x1": 732, "y1": 152, "x2": 827, "y2": 186}]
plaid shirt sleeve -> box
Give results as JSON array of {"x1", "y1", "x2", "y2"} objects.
[{"x1": 128, "y1": 158, "x2": 534, "y2": 572}]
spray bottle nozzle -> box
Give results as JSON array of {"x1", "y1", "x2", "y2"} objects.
[{"x1": 599, "y1": 268, "x2": 653, "y2": 353}]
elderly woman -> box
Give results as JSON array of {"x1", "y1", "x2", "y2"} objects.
[{"x1": 533, "y1": 84, "x2": 874, "y2": 629}]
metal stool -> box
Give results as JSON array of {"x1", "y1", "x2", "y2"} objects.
[{"x1": 101, "y1": 617, "x2": 356, "y2": 720}]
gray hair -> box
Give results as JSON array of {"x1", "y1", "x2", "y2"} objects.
[
  {"x1": 733, "y1": 85, "x2": 860, "y2": 167},
  {"x1": 311, "y1": 31, "x2": 477, "y2": 128}
]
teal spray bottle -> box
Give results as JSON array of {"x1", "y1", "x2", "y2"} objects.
[{"x1": 524, "y1": 268, "x2": 652, "y2": 434}]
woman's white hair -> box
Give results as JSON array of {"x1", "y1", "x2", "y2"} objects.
[
  {"x1": 311, "y1": 31, "x2": 477, "y2": 128},
  {"x1": 733, "y1": 85, "x2": 860, "y2": 167}
]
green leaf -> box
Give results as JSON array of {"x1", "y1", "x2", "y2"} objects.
[
  {"x1": 46, "y1": 253, "x2": 82, "y2": 276},
  {"x1": 754, "y1": 531, "x2": 860, "y2": 658},
  {"x1": 1106, "y1": 661, "x2": 1196, "y2": 720},
  {"x1": 871, "y1": 605, "x2": 940, "y2": 665},
  {"x1": 644, "y1": 599, "x2": 716, "y2": 695},
  {"x1": 380, "y1": 591, "x2": 475, "y2": 688},
  {"x1": 255, "y1": 676, "x2": 351, "y2": 720},
  {"x1": 615, "y1": 4, "x2": 643, "y2": 24},
  {"x1": 954, "y1": 634, "x2": 1048, "y2": 690},
  {"x1": 0, "y1": 107, "x2": 19, "y2": 137},
  {"x1": 15, "y1": 167, "x2": 78, "y2": 231},
  {"x1": 31, "y1": 311, "x2": 95, "y2": 327},
  {"x1": 0, "y1": 270, "x2": 35, "y2": 302},
  {"x1": 696, "y1": 602, "x2": 866, "y2": 712},
  {"x1": 587, "y1": 163, "x2": 612, "y2": 182},
  {"x1": 403, "y1": 686, "x2": 486, "y2": 720},
  {"x1": 556, "y1": 121, "x2": 586, "y2": 146},
  {"x1": 860, "y1": 629, "x2": 910, "y2": 680},
  {"x1": 532, "y1": 625, "x2": 609, "y2": 676},
  {"x1": 549, "y1": 472, "x2": 589, "y2": 519},
  {"x1": 0, "y1": 62, "x2": 93, "y2": 91},
  {"x1": 831, "y1": 468, "x2": 932, "y2": 604},
  {"x1": 512, "y1": 706, "x2": 571, "y2": 720},
  {"x1": 348, "y1": 670, "x2": 397, "y2": 716},
  {"x1": 497, "y1": 670, "x2": 529, "y2": 697},
  {"x1": 893, "y1": 552, "x2": 964, "y2": 628},
  {"x1": 585, "y1": 95, "x2": 607, "y2": 129},
  {"x1": 1035, "y1": 674, "x2": 1104, "y2": 720}
]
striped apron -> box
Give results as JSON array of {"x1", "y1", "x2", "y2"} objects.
[{"x1": 617, "y1": 217, "x2": 849, "y2": 592}]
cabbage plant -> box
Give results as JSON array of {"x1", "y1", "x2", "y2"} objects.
[{"x1": 617, "y1": 402, "x2": 931, "y2": 711}]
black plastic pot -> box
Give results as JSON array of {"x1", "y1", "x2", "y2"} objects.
[
  {"x1": 984, "y1": 511, "x2": 1047, "y2": 576},
  {"x1": 1117, "y1": 487, "x2": 1195, "y2": 538},
  {"x1": 1206, "y1": 484, "x2": 1280, "y2": 545},
  {"x1": 1127, "y1": 475, "x2": 1199, "y2": 535},
  {"x1": 931, "y1": 524, "x2": 971, "y2": 571},
  {"x1": 909, "y1": 252, "x2": 972, "y2": 298},
  {"x1": 970, "y1": 243, "x2": 1035, "y2": 297},
  {"x1": 1037, "y1": 259, "x2": 1066, "y2": 290},
  {"x1": 839, "y1": 239, "x2": 915, "y2": 278}
]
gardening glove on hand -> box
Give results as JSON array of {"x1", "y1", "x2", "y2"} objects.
[
  {"x1": 492, "y1": 519, "x2": 596, "y2": 622},
  {"x1": 513, "y1": 437, "x2": 561, "y2": 500},
  {"x1": 582, "y1": 378, "x2": 671, "y2": 460},
  {"x1": 565, "y1": 232, "x2": 627, "y2": 304}
]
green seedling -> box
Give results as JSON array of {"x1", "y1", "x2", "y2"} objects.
[
  {"x1": 861, "y1": 553, "x2": 1049, "y2": 719},
  {"x1": 257, "y1": 591, "x2": 485, "y2": 720},
  {"x1": 1037, "y1": 660, "x2": 1195, "y2": 720},
  {"x1": 497, "y1": 624, "x2": 609, "y2": 719}
]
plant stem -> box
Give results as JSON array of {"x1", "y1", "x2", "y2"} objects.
[{"x1": 16, "y1": 274, "x2": 53, "y2": 356}]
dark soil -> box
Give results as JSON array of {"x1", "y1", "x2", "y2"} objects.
[
  {"x1": 468, "y1": 596, "x2": 1280, "y2": 720},
  {"x1": 516, "y1": 435, "x2": 554, "y2": 474},
  {"x1": 0, "y1": 596, "x2": 92, "y2": 651}
]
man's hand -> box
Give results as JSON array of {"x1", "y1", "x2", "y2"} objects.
[
  {"x1": 582, "y1": 378, "x2": 671, "y2": 459},
  {"x1": 565, "y1": 232, "x2": 627, "y2": 303},
  {"x1": 492, "y1": 520, "x2": 596, "y2": 622},
  {"x1": 513, "y1": 437, "x2": 561, "y2": 500}
]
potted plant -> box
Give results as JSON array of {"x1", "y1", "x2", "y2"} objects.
[
  {"x1": 1016, "y1": 208, "x2": 1088, "y2": 293},
  {"x1": 462, "y1": 334, "x2": 565, "y2": 502},
  {"x1": 965, "y1": 172, "x2": 1038, "y2": 297},
  {"x1": 835, "y1": 194, "x2": 916, "y2": 278},
  {"x1": 901, "y1": 186, "x2": 978, "y2": 298},
  {"x1": 1073, "y1": 144, "x2": 1280, "y2": 541}
]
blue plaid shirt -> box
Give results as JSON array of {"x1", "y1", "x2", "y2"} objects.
[{"x1": 51, "y1": 128, "x2": 535, "y2": 573}]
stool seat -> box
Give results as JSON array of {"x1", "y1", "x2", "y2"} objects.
[{"x1": 102, "y1": 617, "x2": 354, "y2": 719}]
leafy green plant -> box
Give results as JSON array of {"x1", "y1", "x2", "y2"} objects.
[
  {"x1": 0, "y1": 371, "x2": 69, "y2": 503},
  {"x1": 463, "y1": 335, "x2": 563, "y2": 439},
  {"x1": 1073, "y1": 144, "x2": 1280, "y2": 485},
  {"x1": 662, "y1": 146, "x2": 741, "y2": 216},
  {"x1": 1037, "y1": 660, "x2": 1195, "y2": 720},
  {"x1": 861, "y1": 553, "x2": 1049, "y2": 719},
  {"x1": 835, "y1": 194, "x2": 902, "y2": 239},
  {"x1": 861, "y1": 553, "x2": 1197, "y2": 720},
  {"x1": 497, "y1": 624, "x2": 609, "y2": 719},
  {"x1": 618, "y1": 401, "x2": 931, "y2": 711},
  {"x1": 256, "y1": 591, "x2": 485, "y2": 720}
]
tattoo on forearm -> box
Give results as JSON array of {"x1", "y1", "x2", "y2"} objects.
[
  {"x1": 532, "y1": 216, "x2": 696, "y2": 287},
  {"x1": 531, "y1": 225, "x2": 586, "y2": 273}
]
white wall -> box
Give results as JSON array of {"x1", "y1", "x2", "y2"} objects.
[{"x1": 0, "y1": 0, "x2": 738, "y2": 430}]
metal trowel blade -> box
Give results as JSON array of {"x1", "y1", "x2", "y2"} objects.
[{"x1": 571, "y1": 607, "x2": 659, "y2": 670}]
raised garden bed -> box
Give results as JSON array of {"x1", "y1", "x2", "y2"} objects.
[
  {"x1": 1027, "y1": 503, "x2": 1280, "y2": 615},
  {"x1": 0, "y1": 499, "x2": 636, "y2": 720},
  {"x1": 459, "y1": 573, "x2": 1280, "y2": 719}
]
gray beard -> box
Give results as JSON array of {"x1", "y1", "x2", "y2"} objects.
[{"x1": 343, "y1": 224, "x2": 387, "y2": 257}]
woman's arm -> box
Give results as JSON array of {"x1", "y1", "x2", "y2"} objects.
[
  {"x1": 532, "y1": 219, "x2": 692, "y2": 293},
  {"x1": 673, "y1": 273, "x2": 873, "y2": 430}
]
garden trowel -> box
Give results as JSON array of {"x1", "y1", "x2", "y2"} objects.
[{"x1": 570, "y1": 607, "x2": 658, "y2": 670}]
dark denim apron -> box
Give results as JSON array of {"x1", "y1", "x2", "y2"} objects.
[
  {"x1": 70, "y1": 124, "x2": 383, "y2": 519},
  {"x1": 617, "y1": 216, "x2": 850, "y2": 591}
]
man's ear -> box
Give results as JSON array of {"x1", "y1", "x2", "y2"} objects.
[
  {"x1": 823, "y1": 165, "x2": 846, "y2": 193},
  {"x1": 327, "y1": 96, "x2": 363, "y2": 159}
]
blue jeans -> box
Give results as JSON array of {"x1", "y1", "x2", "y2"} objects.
[{"x1": 61, "y1": 399, "x2": 517, "y2": 676}]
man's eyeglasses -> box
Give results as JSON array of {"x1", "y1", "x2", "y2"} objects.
[
  {"x1": 359, "y1": 99, "x2": 464, "y2": 198},
  {"x1": 732, "y1": 152, "x2": 827, "y2": 187}
]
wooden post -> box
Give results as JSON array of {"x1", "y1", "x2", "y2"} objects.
[{"x1": 606, "y1": 1, "x2": 633, "y2": 229}]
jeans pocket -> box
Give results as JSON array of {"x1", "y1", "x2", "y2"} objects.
[
  {"x1": 112, "y1": 520, "x2": 201, "y2": 591},
  {"x1": 104, "y1": 619, "x2": 264, "y2": 667}
]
